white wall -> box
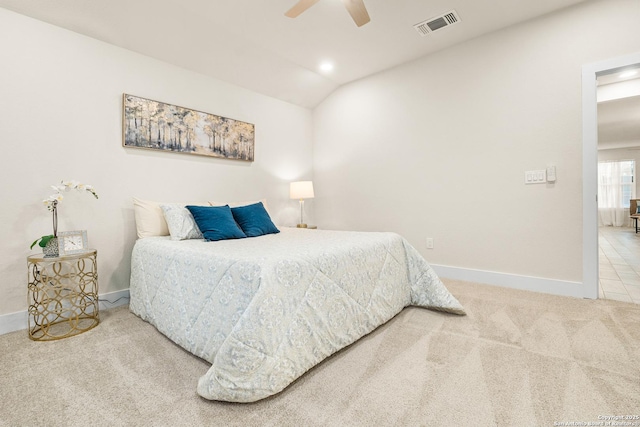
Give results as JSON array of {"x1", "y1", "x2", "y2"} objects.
[
  {"x1": 313, "y1": 0, "x2": 640, "y2": 289},
  {"x1": 0, "y1": 9, "x2": 313, "y2": 317}
]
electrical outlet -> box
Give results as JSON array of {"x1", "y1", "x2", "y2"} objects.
[{"x1": 426, "y1": 237, "x2": 434, "y2": 249}]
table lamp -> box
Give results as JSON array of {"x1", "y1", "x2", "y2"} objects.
[{"x1": 290, "y1": 181, "x2": 314, "y2": 228}]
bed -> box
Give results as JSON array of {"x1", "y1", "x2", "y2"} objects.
[
  {"x1": 130, "y1": 228, "x2": 464, "y2": 402},
  {"x1": 129, "y1": 226, "x2": 465, "y2": 402}
]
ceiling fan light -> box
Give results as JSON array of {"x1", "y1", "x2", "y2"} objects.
[{"x1": 285, "y1": 0, "x2": 370, "y2": 27}]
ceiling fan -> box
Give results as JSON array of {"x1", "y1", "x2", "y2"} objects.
[{"x1": 285, "y1": 0, "x2": 371, "y2": 27}]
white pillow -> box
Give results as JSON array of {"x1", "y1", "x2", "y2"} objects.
[
  {"x1": 132, "y1": 198, "x2": 208, "y2": 239},
  {"x1": 209, "y1": 199, "x2": 272, "y2": 217},
  {"x1": 160, "y1": 204, "x2": 203, "y2": 240},
  {"x1": 133, "y1": 198, "x2": 169, "y2": 239}
]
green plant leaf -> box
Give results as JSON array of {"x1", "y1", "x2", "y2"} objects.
[
  {"x1": 29, "y1": 238, "x2": 40, "y2": 250},
  {"x1": 39, "y1": 235, "x2": 54, "y2": 247},
  {"x1": 30, "y1": 235, "x2": 53, "y2": 250}
]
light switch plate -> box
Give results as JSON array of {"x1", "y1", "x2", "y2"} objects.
[
  {"x1": 525, "y1": 169, "x2": 546, "y2": 184},
  {"x1": 546, "y1": 166, "x2": 556, "y2": 182}
]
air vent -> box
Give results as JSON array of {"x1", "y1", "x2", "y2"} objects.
[{"x1": 414, "y1": 10, "x2": 460, "y2": 36}]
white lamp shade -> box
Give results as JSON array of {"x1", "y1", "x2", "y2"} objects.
[{"x1": 290, "y1": 181, "x2": 315, "y2": 199}]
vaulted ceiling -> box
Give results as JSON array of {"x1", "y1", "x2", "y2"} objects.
[{"x1": 0, "y1": 0, "x2": 588, "y2": 108}]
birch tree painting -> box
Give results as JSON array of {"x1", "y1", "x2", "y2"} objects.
[{"x1": 123, "y1": 94, "x2": 255, "y2": 161}]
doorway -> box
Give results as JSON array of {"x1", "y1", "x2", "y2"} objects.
[{"x1": 582, "y1": 52, "x2": 640, "y2": 302}]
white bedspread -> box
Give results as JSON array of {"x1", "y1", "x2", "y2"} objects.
[{"x1": 129, "y1": 228, "x2": 464, "y2": 402}]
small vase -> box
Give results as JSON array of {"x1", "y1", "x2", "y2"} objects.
[{"x1": 43, "y1": 237, "x2": 59, "y2": 258}]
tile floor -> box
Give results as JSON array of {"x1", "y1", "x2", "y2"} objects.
[{"x1": 599, "y1": 226, "x2": 640, "y2": 304}]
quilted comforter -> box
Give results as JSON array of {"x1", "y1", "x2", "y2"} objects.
[{"x1": 129, "y1": 228, "x2": 464, "y2": 402}]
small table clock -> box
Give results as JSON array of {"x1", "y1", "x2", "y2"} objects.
[{"x1": 57, "y1": 230, "x2": 89, "y2": 256}]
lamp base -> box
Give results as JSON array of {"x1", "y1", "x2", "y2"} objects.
[{"x1": 296, "y1": 223, "x2": 308, "y2": 228}]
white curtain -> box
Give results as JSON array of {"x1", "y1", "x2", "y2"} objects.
[{"x1": 598, "y1": 160, "x2": 635, "y2": 227}]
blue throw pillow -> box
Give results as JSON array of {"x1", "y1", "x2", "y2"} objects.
[
  {"x1": 231, "y1": 202, "x2": 280, "y2": 237},
  {"x1": 186, "y1": 205, "x2": 246, "y2": 241}
]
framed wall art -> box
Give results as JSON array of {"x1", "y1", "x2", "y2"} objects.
[{"x1": 123, "y1": 94, "x2": 255, "y2": 162}]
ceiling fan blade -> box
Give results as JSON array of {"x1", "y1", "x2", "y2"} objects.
[
  {"x1": 285, "y1": 0, "x2": 321, "y2": 18},
  {"x1": 341, "y1": 0, "x2": 370, "y2": 27}
]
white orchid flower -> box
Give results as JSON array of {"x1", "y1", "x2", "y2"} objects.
[
  {"x1": 40, "y1": 179, "x2": 98, "y2": 211},
  {"x1": 36, "y1": 180, "x2": 99, "y2": 243},
  {"x1": 43, "y1": 197, "x2": 60, "y2": 212},
  {"x1": 84, "y1": 185, "x2": 98, "y2": 199},
  {"x1": 61, "y1": 180, "x2": 80, "y2": 190}
]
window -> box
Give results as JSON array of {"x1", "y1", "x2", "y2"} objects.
[{"x1": 598, "y1": 160, "x2": 635, "y2": 208}]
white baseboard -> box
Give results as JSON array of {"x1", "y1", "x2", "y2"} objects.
[
  {"x1": 0, "y1": 289, "x2": 130, "y2": 336},
  {"x1": 98, "y1": 289, "x2": 131, "y2": 310},
  {"x1": 432, "y1": 264, "x2": 588, "y2": 299},
  {"x1": 0, "y1": 311, "x2": 28, "y2": 336}
]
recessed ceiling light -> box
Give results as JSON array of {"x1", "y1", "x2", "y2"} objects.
[
  {"x1": 619, "y1": 70, "x2": 639, "y2": 79},
  {"x1": 319, "y1": 62, "x2": 334, "y2": 73}
]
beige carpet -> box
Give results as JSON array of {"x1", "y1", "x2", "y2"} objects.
[{"x1": 1, "y1": 280, "x2": 638, "y2": 426}]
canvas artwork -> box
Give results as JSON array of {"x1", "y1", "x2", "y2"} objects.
[{"x1": 123, "y1": 94, "x2": 255, "y2": 161}]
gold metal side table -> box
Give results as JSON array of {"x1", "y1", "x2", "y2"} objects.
[{"x1": 27, "y1": 249, "x2": 99, "y2": 341}]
